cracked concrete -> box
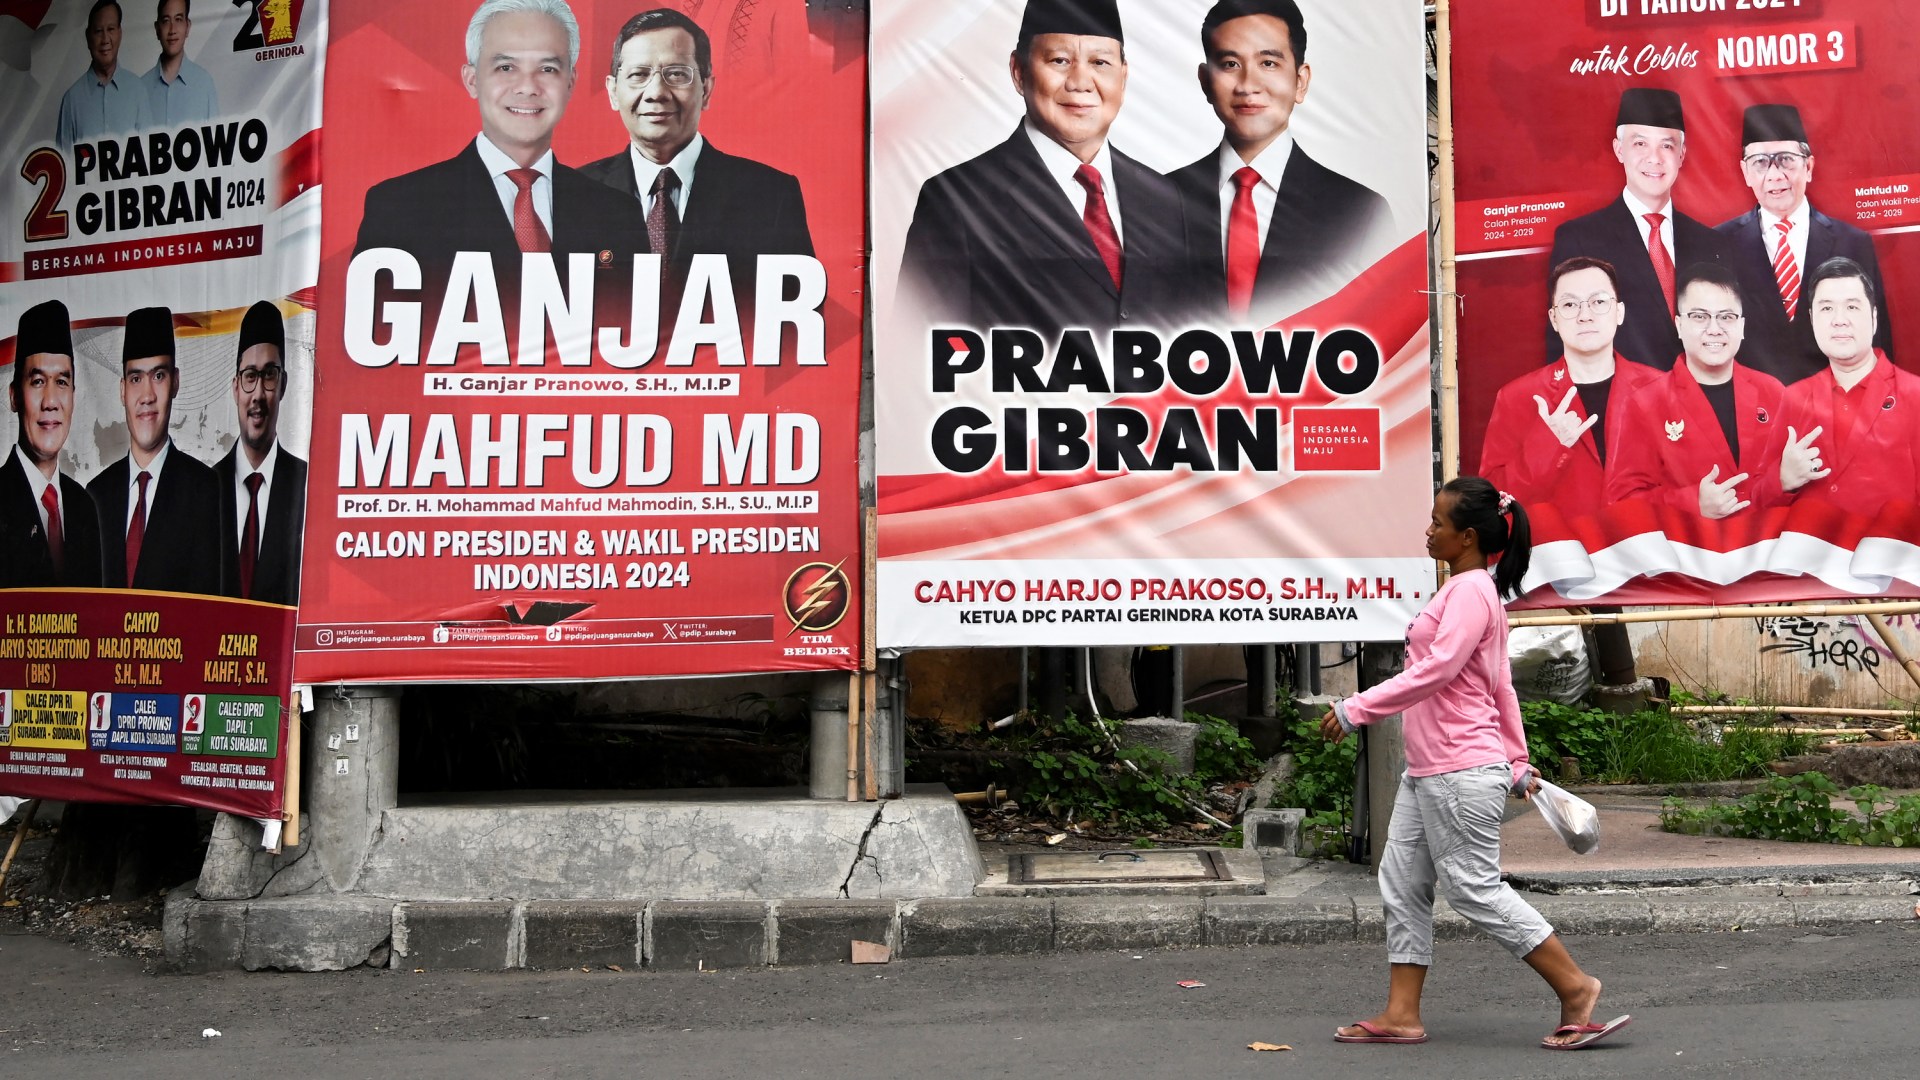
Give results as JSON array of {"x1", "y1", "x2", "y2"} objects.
[{"x1": 838, "y1": 805, "x2": 888, "y2": 897}]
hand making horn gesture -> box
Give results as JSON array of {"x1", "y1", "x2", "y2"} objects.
[
  {"x1": 1533, "y1": 386, "x2": 1599, "y2": 449},
  {"x1": 1778, "y1": 425, "x2": 1830, "y2": 493},
  {"x1": 1697, "y1": 464, "x2": 1751, "y2": 519}
]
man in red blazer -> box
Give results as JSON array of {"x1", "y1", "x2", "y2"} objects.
[
  {"x1": 1479, "y1": 256, "x2": 1660, "y2": 517},
  {"x1": 1773, "y1": 256, "x2": 1920, "y2": 517},
  {"x1": 1606, "y1": 263, "x2": 1786, "y2": 518}
]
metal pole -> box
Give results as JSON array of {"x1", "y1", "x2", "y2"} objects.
[{"x1": 1169, "y1": 645, "x2": 1185, "y2": 720}]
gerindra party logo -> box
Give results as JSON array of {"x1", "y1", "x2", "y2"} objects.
[{"x1": 233, "y1": 0, "x2": 307, "y2": 56}]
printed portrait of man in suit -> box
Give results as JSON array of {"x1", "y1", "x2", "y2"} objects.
[
  {"x1": 1167, "y1": 0, "x2": 1394, "y2": 325},
  {"x1": 896, "y1": 0, "x2": 1197, "y2": 334},
  {"x1": 216, "y1": 301, "x2": 306, "y2": 606},
  {"x1": 2, "y1": 301, "x2": 103, "y2": 589}
]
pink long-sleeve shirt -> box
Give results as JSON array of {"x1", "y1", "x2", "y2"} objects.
[{"x1": 1339, "y1": 568, "x2": 1529, "y2": 787}]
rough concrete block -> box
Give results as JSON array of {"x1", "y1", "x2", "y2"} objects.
[
  {"x1": 1530, "y1": 896, "x2": 1654, "y2": 936},
  {"x1": 1118, "y1": 717, "x2": 1197, "y2": 775},
  {"x1": 163, "y1": 890, "x2": 246, "y2": 973},
  {"x1": 1203, "y1": 897, "x2": 1354, "y2": 947},
  {"x1": 239, "y1": 896, "x2": 394, "y2": 971},
  {"x1": 902, "y1": 897, "x2": 1052, "y2": 957},
  {"x1": 1054, "y1": 897, "x2": 1204, "y2": 951},
  {"x1": 523, "y1": 901, "x2": 643, "y2": 970},
  {"x1": 394, "y1": 901, "x2": 516, "y2": 970},
  {"x1": 1245, "y1": 753, "x2": 1295, "y2": 810},
  {"x1": 196, "y1": 812, "x2": 312, "y2": 901},
  {"x1": 1354, "y1": 900, "x2": 1386, "y2": 941},
  {"x1": 648, "y1": 901, "x2": 769, "y2": 969},
  {"x1": 773, "y1": 900, "x2": 897, "y2": 966},
  {"x1": 1792, "y1": 896, "x2": 1911, "y2": 925},
  {"x1": 1241, "y1": 809, "x2": 1304, "y2": 854},
  {"x1": 1429, "y1": 899, "x2": 1477, "y2": 940},
  {"x1": 1648, "y1": 897, "x2": 1796, "y2": 933}
]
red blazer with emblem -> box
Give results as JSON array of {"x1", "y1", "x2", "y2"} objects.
[
  {"x1": 1479, "y1": 354, "x2": 1662, "y2": 514},
  {"x1": 1776, "y1": 351, "x2": 1920, "y2": 516},
  {"x1": 1604, "y1": 361, "x2": 1787, "y2": 515}
]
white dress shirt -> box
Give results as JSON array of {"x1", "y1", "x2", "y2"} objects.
[
  {"x1": 124, "y1": 441, "x2": 170, "y2": 532},
  {"x1": 1024, "y1": 120, "x2": 1124, "y2": 245},
  {"x1": 1761, "y1": 200, "x2": 1811, "y2": 285},
  {"x1": 1214, "y1": 134, "x2": 1294, "y2": 261},
  {"x1": 13, "y1": 445, "x2": 57, "y2": 536},
  {"x1": 1622, "y1": 187, "x2": 1676, "y2": 258},
  {"x1": 629, "y1": 133, "x2": 704, "y2": 220},
  {"x1": 475, "y1": 135, "x2": 555, "y2": 237},
  {"x1": 231, "y1": 442, "x2": 280, "y2": 548}
]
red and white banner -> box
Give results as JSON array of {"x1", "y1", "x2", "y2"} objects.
[
  {"x1": 1453, "y1": 0, "x2": 1920, "y2": 607},
  {"x1": 872, "y1": 0, "x2": 1434, "y2": 647},
  {"x1": 296, "y1": 0, "x2": 864, "y2": 680}
]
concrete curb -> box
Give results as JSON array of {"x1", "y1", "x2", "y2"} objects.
[{"x1": 162, "y1": 886, "x2": 1920, "y2": 972}]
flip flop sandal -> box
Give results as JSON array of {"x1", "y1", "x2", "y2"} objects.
[
  {"x1": 1334, "y1": 1020, "x2": 1429, "y2": 1044},
  {"x1": 1542, "y1": 1014, "x2": 1632, "y2": 1050}
]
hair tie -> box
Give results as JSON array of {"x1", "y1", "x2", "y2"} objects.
[{"x1": 1497, "y1": 490, "x2": 1515, "y2": 514}]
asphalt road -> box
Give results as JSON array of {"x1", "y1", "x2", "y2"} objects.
[{"x1": 5, "y1": 920, "x2": 1918, "y2": 1080}]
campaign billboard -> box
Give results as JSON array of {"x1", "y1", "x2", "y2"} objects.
[
  {"x1": 0, "y1": 0, "x2": 321, "y2": 817},
  {"x1": 1454, "y1": 0, "x2": 1920, "y2": 607},
  {"x1": 296, "y1": 0, "x2": 865, "y2": 681},
  {"x1": 872, "y1": 0, "x2": 1434, "y2": 647}
]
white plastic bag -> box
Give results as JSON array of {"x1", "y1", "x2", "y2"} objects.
[
  {"x1": 1507, "y1": 625, "x2": 1592, "y2": 705},
  {"x1": 1532, "y1": 779, "x2": 1601, "y2": 855}
]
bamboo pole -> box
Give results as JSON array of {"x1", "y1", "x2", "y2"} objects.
[
  {"x1": 862, "y1": 508, "x2": 879, "y2": 800},
  {"x1": 1435, "y1": 0, "x2": 1460, "y2": 483},
  {"x1": 1508, "y1": 600, "x2": 1920, "y2": 628},
  {"x1": 1667, "y1": 704, "x2": 1916, "y2": 720},
  {"x1": 282, "y1": 703, "x2": 301, "y2": 849},
  {"x1": 846, "y1": 669, "x2": 862, "y2": 802},
  {"x1": 1860, "y1": 611, "x2": 1920, "y2": 694},
  {"x1": 862, "y1": 670, "x2": 879, "y2": 802},
  {"x1": 0, "y1": 800, "x2": 39, "y2": 897}
]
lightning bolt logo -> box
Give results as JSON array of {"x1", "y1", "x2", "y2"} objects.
[{"x1": 785, "y1": 560, "x2": 850, "y2": 634}]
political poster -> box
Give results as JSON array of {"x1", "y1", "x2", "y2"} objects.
[
  {"x1": 295, "y1": 0, "x2": 865, "y2": 681},
  {"x1": 0, "y1": 0, "x2": 321, "y2": 817},
  {"x1": 872, "y1": 0, "x2": 1434, "y2": 647},
  {"x1": 1453, "y1": 0, "x2": 1920, "y2": 607}
]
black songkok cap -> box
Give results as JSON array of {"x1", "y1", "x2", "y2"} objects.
[
  {"x1": 1742, "y1": 103, "x2": 1807, "y2": 147},
  {"x1": 237, "y1": 301, "x2": 284, "y2": 360},
  {"x1": 1019, "y1": 0, "x2": 1124, "y2": 43},
  {"x1": 17, "y1": 300, "x2": 73, "y2": 358},
  {"x1": 121, "y1": 307, "x2": 175, "y2": 364},
  {"x1": 1615, "y1": 87, "x2": 1684, "y2": 132}
]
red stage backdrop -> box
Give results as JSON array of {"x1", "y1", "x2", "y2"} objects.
[
  {"x1": 296, "y1": 0, "x2": 865, "y2": 681},
  {"x1": 1453, "y1": 0, "x2": 1920, "y2": 607},
  {"x1": 1, "y1": 0, "x2": 322, "y2": 819}
]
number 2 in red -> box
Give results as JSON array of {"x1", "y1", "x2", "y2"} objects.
[{"x1": 21, "y1": 148, "x2": 69, "y2": 243}]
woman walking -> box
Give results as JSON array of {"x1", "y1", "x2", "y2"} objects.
[{"x1": 1321, "y1": 476, "x2": 1629, "y2": 1050}]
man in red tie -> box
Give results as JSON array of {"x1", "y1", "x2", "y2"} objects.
[
  {"x1": 2, "y1": 300, "x2": 103, "y2": 588},
  {"x1": 1714, "y1": 104, "x2": 1892, "y2": 387},
  {"x1": 1166, "y1": 0, "x2": 1396, "y2": 326},
  {"x1": 353, "y1": 0, "x2": 646, "y2": 275},
  {"x1": 86, "y1": 306, "x2": 223, "y2": 594},
  {"x1": 898, "y1": 0, "x2": 1198, "y2": 334},
  {"x1": 1547, "y1": 87, "x2": 1729, "y2": 371},
  {"x1": 215, "y1": 301, "x2": 307, "y2": 606}
]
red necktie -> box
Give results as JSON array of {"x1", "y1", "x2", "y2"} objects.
[
  {"x1": 1226, "y1": 166, "x2": 1261, "y2": 319},
  {"x1": 41, "y1": 485, "x2": 63, "y2": 576},
  {"x1": 647, "y1": 169, "x2": 681, "y2": 257},
  {"x1": 239, "y1": 472, "x2": 263, "y2": 598},
  {"x1": 1773, "y1": 220, "x2": 1801, "y2": 319},
  {"x1": 1074, "y1": 163, "x2": 1124, "y2": 291},
  {"x1": 508, "y1": 168, "x2": 551, "y2": 254},
  {"x1": 126, "y1": 470, "x2": 150, "y2": 586},
  {"x1": 1644, "y1": 212, "x2": 1675, "y2": 315}
]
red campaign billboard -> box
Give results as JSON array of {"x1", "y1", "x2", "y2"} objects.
[
  {"x1": 0, "y1": 0, "x2": 323, "y2": 818},
  {"x1": 1453, "y1": 0, "x2": 1920, "y2": 607},
  {"x1": 296, "y1": 0, "x2": 865, "y2": 680}
]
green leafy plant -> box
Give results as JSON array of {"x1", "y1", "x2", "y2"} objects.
[
  {"x1": 1268, "y1": 712, "x2": 1359, "y2": 858},
  {"x1": 1661, "y1": 772, "x2": 1920, "y2": 848},
  {"x1": 1018, "y1": 712, "x2": 1219, "y2": 832},
  {"x1": 1522, "y1": 700, "x2": 1806, "y2": 785},
  {"x1": 1191, "y1": 711, "x2": 1260, "y2": 782}
]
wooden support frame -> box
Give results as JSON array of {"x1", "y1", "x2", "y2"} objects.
[{"x1": 1508, "y1": 600, "x2": 1920, "y2": 628}]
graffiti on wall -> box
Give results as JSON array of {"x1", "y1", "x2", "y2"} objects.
[{"x1": 1757, "y1": 617, "x2": 1884, "y2": 676}]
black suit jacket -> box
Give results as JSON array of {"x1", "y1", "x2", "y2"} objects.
[
  {"x1": 1547, "y1": 197, "x2": 1730, "y2": 370},
  {"x1": 579, "y1": 141, "x2": 814, "y2": 269},
  {"x1": 1715, "y1": 204, "x2": 1893, "y2": 385},
  {"x1": 215, "y1": 445, "x2": 306, "y2": 606},
  {"x1": 898, "y1": 127, "x2": 1200, "y2": 333},
  {"x1": 0, "y1": 452, "x2": 102, "y2": 588},
  {"x1": 88, "y1": 445, "x2": 224, "y2": 595},
  {"x1": 1168, "y1": 143, "x2": 1396, "y2": 324},
  {"x1": 355, "y1": 141, "x2": 648, "y2": 265}
]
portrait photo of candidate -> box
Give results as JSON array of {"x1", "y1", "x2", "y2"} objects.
[
  {"x1": 353, "y1": 0, "x2": 646, "y2": 268},
  {"x1": 1773, "y1": 257, "x2": 1920, "y2": 519},
  {"x1": 1548, "y1": 88, "x2": 1728, "y2": 371},
  {"x1": 1479, "y1": 256, "x2": 1660, "y2": 516},
  {"x1": 87, "y1": 306, "x2": 224, "y2": 595},
  {"x1": 1715, "y1": 104, "x2": 1893, "y2": 387},
  {"x1": 2, "y1": 301, "x2": 103, "y2": 589},
  {"x1": 216, "y1": 302, "x2": 306, "y2": 606},
  {"x1": 1605, "y1": 263, "x2": 1786, "y2": 521},
  {"x1": 1167, "y1": 0, "x2": 1394, "y2": 325},
  {"x1": 56, "y1": 0, "x2": 155, "y2": 148},
  {"x1": 581, "y1": 7, "x2": 814, "y2": 286},
  {"x1": 142, "y1": 0, "x2": 219, "y2": 128},
  {"x1": 896, "y1": 0, "x2": 1196, "y2": 334}
]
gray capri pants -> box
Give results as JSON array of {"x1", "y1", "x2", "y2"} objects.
[{"x1": 1380, "y1": 761, "x2": 1555, "y2": 966}]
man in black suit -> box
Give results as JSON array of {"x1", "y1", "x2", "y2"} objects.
[
  {"x1": 897, "y1": 0, "x2": 1195, "y2": 334},
  {"x1": 216, "y1": 302, "x2": 305, "y2": 606},
  {"x1": 353, "y1": 0, "x2": 645, "y2": 274},
  {"x1": 1168, "y1": 0, "x2": 1395, "y2": 325},
  {"x1": 1548, "y1": 87, "x2": 1728, "y2": 370},
  {"x1": 1715, "y1": 104, "x2": 1891, "y2": 386},
  {"x1": 581, "y1": 7, "x2": 813, "y2": 287},
  {"x1": 2, "y1": 301, "x2": 102, "y2": 589},
  {"x1": 87, "y1": 306, "x2": 223, "y2": 594}
]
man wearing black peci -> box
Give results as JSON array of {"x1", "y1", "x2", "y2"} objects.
[
  {"x1": 2, "y1": 301, "x2": 103, "y2": 589},
  {"x1": 216, "y1": 302, "x2": 306, "y2": 606}
]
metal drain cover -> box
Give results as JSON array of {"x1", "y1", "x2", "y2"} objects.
[{"x1": 1008, "y1": 849, "x2": 1231, "y2": 885}]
